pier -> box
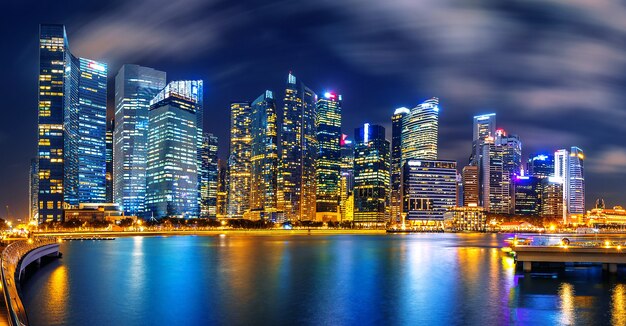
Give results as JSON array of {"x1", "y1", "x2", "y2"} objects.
[
  {"x1": 0, "y1": 238, "x2": 61, "y2": 326},
  {"x1": 514, "y1": 245, "x2": 626, "y2": 273}
]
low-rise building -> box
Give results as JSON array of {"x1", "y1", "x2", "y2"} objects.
[
  {"x1": 587, "y1": 206, "x2": 626, "y2": 226},
  {"x1": 444, "y1": 206, "x2": 487, "y2": 232}
]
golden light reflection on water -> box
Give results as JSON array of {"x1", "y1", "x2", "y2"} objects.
[
  {"x1": 559, "y1": 283, "x2": 575, "y2": 325},
  {"x1": 48, "y1": 264, "x2": 68, "y2": 308},
  {"x1": 612, "y1": 284, "x2": 626, "y2": 326}
]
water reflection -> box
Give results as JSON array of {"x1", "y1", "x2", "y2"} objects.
[{"x1": 19, "y1": 234, "x2": 626, "y2": 326}]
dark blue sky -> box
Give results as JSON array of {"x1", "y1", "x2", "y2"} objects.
[{"x1": 2, "y1": 0, "x2": 625, "y2": 219}]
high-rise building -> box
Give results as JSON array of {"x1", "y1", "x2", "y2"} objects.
[
  {"x1": 481, "y1": 140, "x2": 511, "y2": 214},
  {"x1": 29, "y1": 158, "x2": 39, "y2": 222},
  {"x1": 462, "y1": 165, "x2": 479, "y2": 207},
  {"x1": 513, "y1": 176, "x2": 541, "y2": 216},
  {"x1": 316, "y1": 91, "x2": 342, "y2": 221},
  {"x1": 113, "y1": 64, "x2": 166, "y2": 216},
  {"x1": 37, "y1": 24, "x2": 108, "y2": 223},
  {"x1": 403, "y1": 160, "x2": 457, "y2": 222},
  {"x1": 216, "y1": 159, "x2": 228, "y2": 219},
  {"x1": 353, "y1": 124, "x2": 390, "y2": 225},
  {"x1": 145, "y1": 81, "x2": 202, "y2": 218},
  {"x1": 541, "y1": 177, "x2": 564, "y2": 219},
  {"x1": 495, "y1": 129, "x2": 522, "y2": 178},
  {"x1": 470, "y1": 113, "x2": 496, "y2": 166},
  {"x1": 340, "y1": 134, "x2": 354, "y2": 222},
  {"x1": 105, "y1": 120, "x2": 114, "y2": 203},
  {"x1": 250, "y1": 91, "x2": 279, "y2": 219},
  {"x1": 200, "y1": 133, "x2": 218, "y2": 218},
  {"x1": 401, "y1": 98, "x2": 439, "y2": 162},
  {"x1": 227, "y1": 101, "x2": 252, "y2": 218},
  {"x1": 527, "y1": 153, "x2": 554, "y2": 179},
  {"x1": 554, "y1": 147, "x2": 585, "y2": 221},
  {"x1": 390, "y1": 107, "x2": 409, "y2": 224},
  {"x1": 278, "y1": 73, "x2": 318, "y2": 221}
]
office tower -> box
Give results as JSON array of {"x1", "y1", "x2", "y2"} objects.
[
  {"x1": 462, "y1": 165, "x2": 479, "y2": 206},
  {"x1": 37, "y1": 24, "x2": 108, "y2": 222},
  {"x1": 105, "y1": 119, "x2": 114, "y2": 203},
  {"x1": 403, "y1": 160, "x2": 457, "y2": 222},
  {"x1": 340, "y1": 134, "x2": 354, "y2": 221},
  {"x1": 278, "y1": 73, "x2": 318, "y2": 221},
  {"x1": 227, "y1": 102, "x2": 252, "y2": 218},
  {"x1": 249, "y1": 91, "x2": 279, "y2": 219},
  {"x1": 145, "y1": 81, "x2": 201, "y2": 218},
  {"x1": 470, "y1": 113, "x2": 496, "y2": 166},
  {"x1": 216, "y1": 159, "x2": 228, "y2": 219},
  {"x1": 316, "y1": 91, "x2": 342, "y2": 221},
  {"x1": 495, "y1": 129, "x2": 522, "y2": 177},
  {"x1": 541, "y1": 177, "x2": 564, "y2": 219},
  {"x1": 390, "y1": 107, "x2": 409, "y2": 224},
  {"x1": 481, "y1": 140, "x2": 511, "y2": 214},
  {"x1": 200, "y1": 133, "x2": 218, "y2": 218},
  {"x1": 527, "y1": 153, "x2": 554, "y2": 179},
  {"x1": 456, "y1": 173, "x2": 463, "y2": 207},
  {"x1": 113, "y1": 64, "x2": 166, "y2": 216},
  {"x1": 402, "y1": 98, "x2": 439, "y2": 162},
  {"x1": 353, "y1": 124, "x2": 390, "y2": 225},
  {"x1": 29, "y1": 159, "x2": 39, "y2": 222},
  {"x1": 554, "y1": 147, "x2": 585, "y2": 221},
  {"x1": 514, "y1": 176, "x2": 541, "y2": 216}
]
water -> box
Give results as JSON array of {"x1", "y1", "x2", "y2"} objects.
[{"x1": 21, "y1": 234, "x2": 626, "y2": 325}]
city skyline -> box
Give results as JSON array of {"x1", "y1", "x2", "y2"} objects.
[{"x1": 3, "y1": 1, "x2": 626, "y2": 219}]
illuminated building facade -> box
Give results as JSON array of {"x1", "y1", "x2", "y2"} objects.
[
  {"x1": 390, "y1": 107, "x2": 409, "y2": 224},
  {"x1": 403, "y1": 160, "x2": 457, "y2": 221},
  {"x1": 340, "y1": 135, "x2": 354, "y2": 221},
  {"x1": 30, "y1": 159, "x2": 39, "y2": 222},
  {"x1": 105, "y1": 119, "x2": 113, "y2": 203},
  {"x1": 113, "y1": 64, "x2": 166, "y2": 216},
  {"x1": 495, "y1": 129, "x2": 522, "y2": 177},
  {"x1": 145, "y1": 81, "x2": 201, "y2": 218},
  {"x1": 462, "y1": 165, "x2": 479, "y2": 207},
  {"x1": 216, "y1": 159, "x2": 228, "y2": 218},
  {"x1": 250, "y1": 91, "x2": 279, "y2": 217},
  {"x1": 353, "y1": 124, "x2": 390, "y2": 225},
  {"x1": 554, "y1": 147, "x2": 585, "y2": 220},
  {"x1": 278, "y1": 73, "x2": 318, "y2": 221},
  {"x1": 401, "y1": 98, "x2": 439, "y2": 162},
  {"x1": 541, "y1": 177, "x2": 564, "y2": 219},
  {"x1": 481, "y1": 140, "x2": 511, "y2": 214},
  {"x1": 470, "y1": 113, "x2": 496, "y2": 166},
  {"x1": 527, "y1": 153, "x2": 554, "y2": 179},
  {"x1": 227, "y1": 101, "x2": 252, "y2": 218},
  {"x1": 316, "y1": 92, "x2": 342, "y2": 221},
  {"x1": 444, "y1": 206, "x2": 486, "y2": 232},
  {"x1": 201, "y1": 133, "x2": 218, "y2": 218},
  {"x1": 513, "y1": 176, "x2": 541, "y2": 216}
]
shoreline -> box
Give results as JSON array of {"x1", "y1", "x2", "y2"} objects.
[{"x1": 33, "y1": 229, "x2": 389, "y2": 238}]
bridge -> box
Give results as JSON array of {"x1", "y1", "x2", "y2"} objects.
[
  {"x1": 515, "y1": 245, "x2": 626, "y2": 273},
  {"x1": 0, "y1": 238, "x2": 61, "y2": 326}
]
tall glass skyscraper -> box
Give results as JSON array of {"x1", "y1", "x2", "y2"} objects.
[
  {"x1": 495, "y1": 129, "x2": 522, "y2": 177},
  {"x1": 470, "y1": 113, "x2": 496, "y2": 166},
  {"x1": 105, "y1": 119, "x2": 114, "y2": 203},
  {"x1": 390, "y1": 107, "x2": 409, "y2": 223},
  {"x1": 527, "y1": 153, "x2": 554, "y2": 179},
  {"x1": 113, "y1": 64, "x2": 166, "y2": 216},
  {"x1": 316, "y1": 92, "x2": 342, "y2": 221},
  {"x1": 200, "y1": 133, "x2": 218, "y2": 218},
  {"x1": 145, "y1": 81, "x2": 202, "y2": 218},
  {"x1": 340, "y1": 134, "x2": 354, "y2": 222},
  {"x1": 403, "y1": 160, "x2": 457, "y2": 221},
  {"x1": 554, "y1": 147, "x2": 585, "y2": 221},
  {"x1": 37, "y1": 24, "x2": 108, "y2": 222},
  {"x1": 402, "y1": 98, "x2": 439, "y2": 162},
  {"x1": 227, "y1": 101, "x2": 252, "y2": 218},
  {"x1": 481, "y1": 140, "x2": 511, "y2": 214},
  {"x1": 353, "y1": 124, "x2": 390, "y2": 225},
  {"x1": 278, "y1": 73, "x2": 318, "y2": 221},
  {"x1": 250, "y1": 91, "x2": 279, "y2": 218}
]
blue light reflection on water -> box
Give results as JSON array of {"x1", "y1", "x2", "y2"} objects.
[{"x1": 21, "y1": 234, "x2": 626, "y2": 325}]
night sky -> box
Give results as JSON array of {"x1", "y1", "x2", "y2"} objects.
[{"x1": 2, "y1": 0, "x2": 625, "y2": 220}]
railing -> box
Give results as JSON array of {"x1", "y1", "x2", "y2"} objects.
[{"x1": 1, "y1": 237, "x2": 59, "y2": 326}]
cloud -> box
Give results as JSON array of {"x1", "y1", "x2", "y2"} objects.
[{"x1": 588, "y1": 147, "x2": 626, "y2": 174}]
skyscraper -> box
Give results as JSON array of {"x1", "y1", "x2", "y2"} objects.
[
  {"x1": 390, "y1": 107, "x2": 409, "y2": 224},
  {"x1": 403, "y1": 160, "x2": 457, "y2": 222},
  {"x1": 200, "y1": 133, "x2": 218, "y2": 218},
  {"x1": 278, "y1": 73, "x2": 318, "y2": 221},
  {"x1": 227, "y1": 101, "x2": 252, "y2": 218},
  {"x1": 401, "y1": 98, "x2": 439, "y2": 162},
  {"x1": 495, "y1": 129, "x2": 522, "y2": 177},
  {"x1": 37, "y1": 24, "x2": 108, "y2": 222},
  {"x1": 554, "y1": 147, "x2": 585, "y2": 221},
  {"x1": 527, "y1": 153, "x2": 554, "y2": 179},
  {"x1": 216, "y1": 159, "x2": 228, "y2": 219},
  {"x1": 113, "y1": 64, "x2": 166, "y2": 216},
  {"x1": 470, "y1": 113, "x2": 496, "y2": 166},
  {"x1": 481, "y1": 140, "x2": 511, "y2": 214},
  {"x1": 340, "y1": 134, "x2": 354, "y2": 222},
  {"x1": 145, "y1": 81, "x2": 202, "y2": 218},
  {"x1": 105, "y1": 119, "x2": 114, "y2": 203},
  {"x1": 29, "y1": 158, "x2": 39, "y2": 222},
  {"x1": 353, "y1": 124, "x2": 390, "y2": 226},
  {"x1": 541, "y1": 177, "x2": 564, "y2": 219},
  {"x1": 513, "y1": 176, "x2": 541, "y2": 216},
  {"x1": 462, "y1": 165, "x2": 479, "y2": 206},
  {"x1": 316, "y1": 91, "x2": 342, "y2": 221},
  {"x1": 250, "y1": 91, "x2": 279, "y2": 219}
]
